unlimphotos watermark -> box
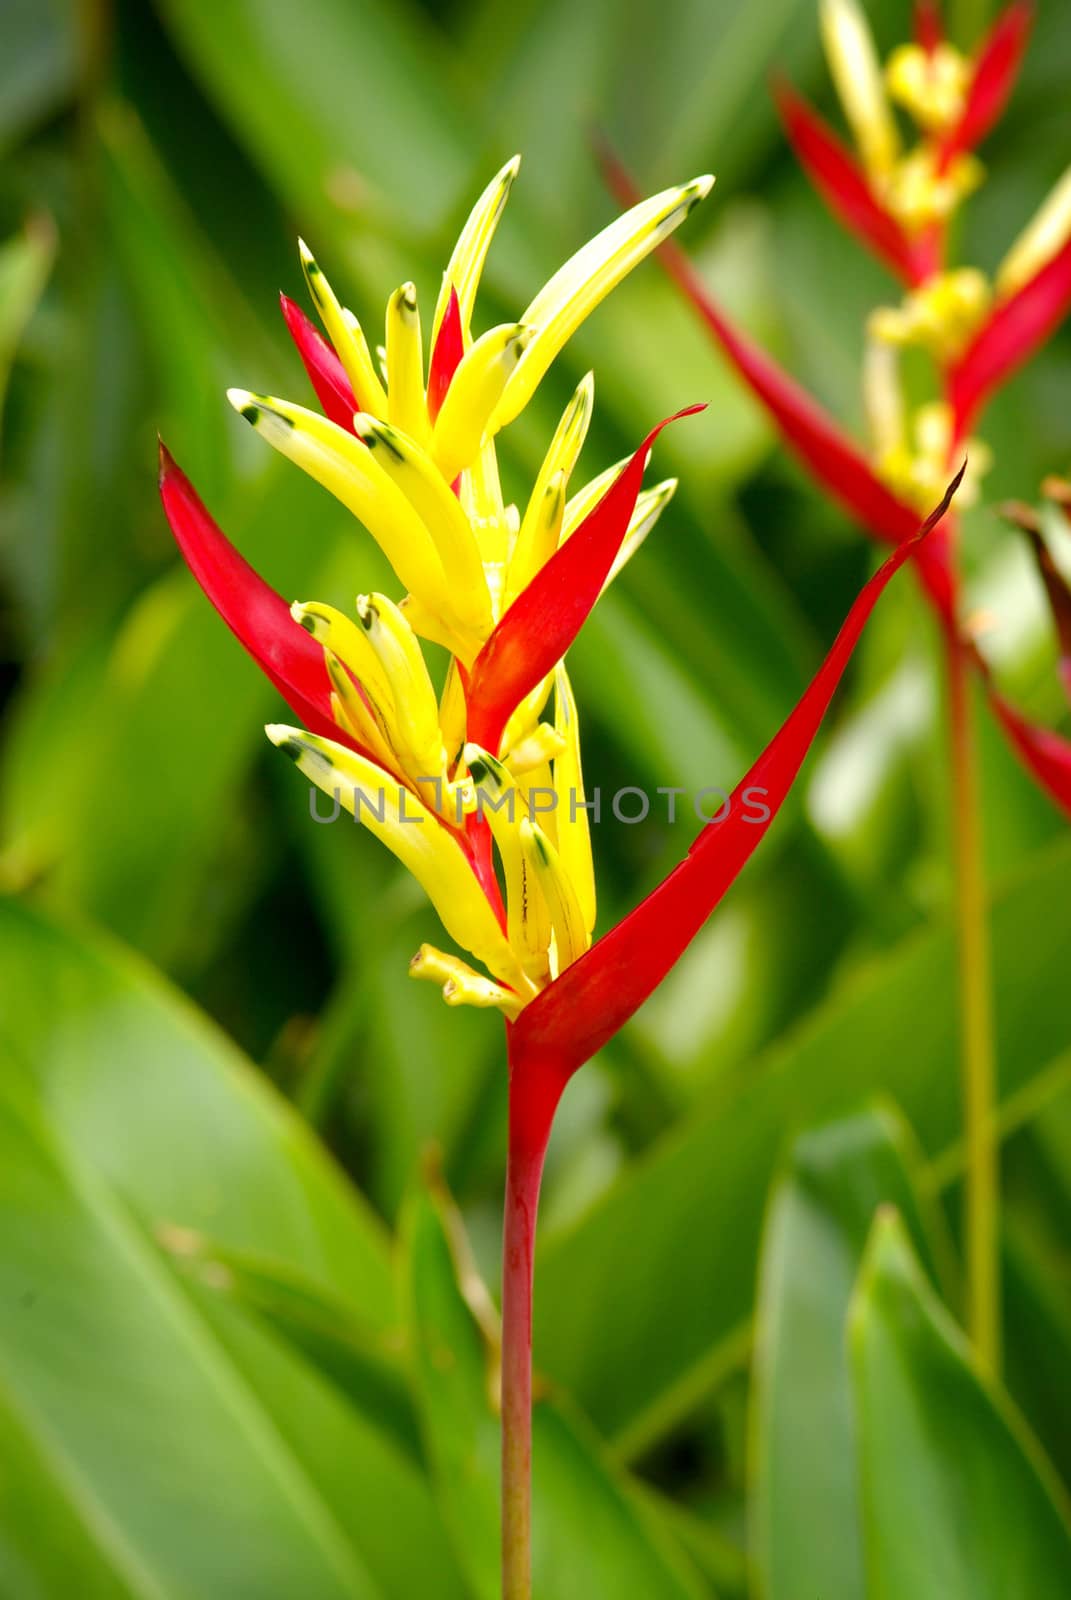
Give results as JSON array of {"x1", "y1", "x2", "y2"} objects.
[{"x1": 306, "y1": 783, "x2": 771, "y2": 826}]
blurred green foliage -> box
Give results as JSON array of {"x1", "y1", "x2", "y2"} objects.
[{"x1": 1, "y1": 0, "x2": 1070, "y2": 1593}]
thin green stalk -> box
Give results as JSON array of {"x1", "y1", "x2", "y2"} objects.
[
  {"x1": 947, "y1": 632, "x2": 1000, "y2": 1373},
  {"x1": 501, "y1": 1134, "x2": 541, "y2": 1600},
  {"x1": 501, "y1": 1059, "x2": 561, "y2": 1600}
]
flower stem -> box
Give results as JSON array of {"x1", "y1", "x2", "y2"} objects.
[
  {"x1": 501, "y1": 1063, "x2": 559, "y2": 1600},
  {"x1": 947, "y1": 632, "x2": 1000, "y2": 1374}
]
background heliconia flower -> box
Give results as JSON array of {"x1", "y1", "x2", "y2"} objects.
[{"x1": 601, "y1": 0, "x2": 1071, "y2": 823}]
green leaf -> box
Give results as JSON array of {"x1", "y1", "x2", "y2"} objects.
[
  {"x1": 0, "y1": 1073, "x2": 381, "y2": 1598},
  {"x1": 751, "y1": 1102, "x2": 952, "y2": 1600},
  {"x1": 160, "y1": 1232, "x2": 422, "y2": 1460},
  {"x1": 0, "y1": 896, "x2": 394, "y2": 1323},
  {"x1": 0, "y1": 0, "x2": 76, "y2": 154},
  {"x1": 0, "y1": 214, "x2": 54, "y2": 425},
  {"x1": 536, "y1": 837, "x2": 1071, "y2": 1453},
  {"x1": 0, "y1": 898, "x2": 475, "y2": 1596},
  {"x1": 403, "y1": 1186, "x2": 707, "y2": 1600},
  {"x1": 156, "y1": 0, "x2": 471, "y2": 250},
  {"x1": 849, "y1": 1211, "x2": 1071, "y2": 1600}
]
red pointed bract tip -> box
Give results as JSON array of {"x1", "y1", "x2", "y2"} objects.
[
  {"x1": 988, "y1": 693, "x2": 1071, "y2": 820},
  {"x1": 950, "y1": 234, "x2": 1071, "y2": 441},
  {"x1": 773, "y1": 79, "x2": 926, "y2": 285},
  {"x1": 509, "y1": 470, "x2": 963, "y2": 1081},
  {"x1": 464, "y1": 405, "x2": 706, "y2": 755},
  {"x1": 942, "y1": 1, "x2": 1034, "y2": 163},
  {"x1": 279, "y1": 292, "x2": 358, "y2": 433},
  {"x1": 1025, "y1": 526, "x2": 1071, "y2": 682},
  {"x1": 427, "y1": 286, "x2": 464, "y2": 424},
  {"x1": 158, "y1": 442, "x2": 346, "y2": 744},
  {"x1": 914, "y1": 0, "x2": 943, "y2": 52}
]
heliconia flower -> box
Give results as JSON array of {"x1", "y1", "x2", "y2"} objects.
[
  {"x1": 161, "y1": 156, "x2": 713, "y2": 1021},
  {"x1": 598, "y1": 1, "x2": 1071, "y2": 823}
]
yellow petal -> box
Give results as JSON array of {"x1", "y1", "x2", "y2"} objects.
[
  {"x1": 461, "y1": 439, "x2": 510, "y2": 573},
  {"x1": 291, "y1": 599, "x2": 393, "y2": 710},
  {"x1": 385, "y1": 282, "x2": 429, "y2": 444},
  {"x1": 505, "y1": 469, "x2": 566, "y2": 606},
  {"x1": 298, "y1": 239, "x2": 388, "y2": 415},
  {"x1": 499, "y1": 673, "x2": 554, "y2": 761},
  {"x1": 352, "y1": 412, "x2": 492, "y2": 636},
  {"x1": 267, "y1": 725, "x2": 525, "y2": 990},
  {"x1": 604, "y1": 478, "x2": 677, "y2": 589},
  {"x1": 323, "y1": 647, "x2": 407, "y2": 779},
  {"x1": 519, "y1": 815, "x2": 590, "y2": 973},
  {"x1": 431, "y1": 322, "x2": 533, "y2": 482},
  {"x1": 885, "y1": 42, "x2": 969, "y2": 133},
  {"x1": 562, "y1": 457, "x2": 626, "y2": 539},
  {"x1": 819, "y1": 0, "x2": 900, "y2": 179},
  {"x1": 227, "y1": 390, "x2": 449, "y2": 612},
  {"x1": 409, "y1": 943, "x2": 523, "y2": 1019},
  {"x1": 863, "y1": 340, "x2": 905, "y2": 463},
  {"x1": 397, "y1": 594, "x2": 480, "y2": 668},
  {"x1": 525, "y1": 372, "x2": 595, "y2": 512},
  {"x1": 464, "y1": 743, "x2": 552, "y2": 979},
  {"x1": 438, "y1": 657, "x2": 468, "y2": 769},
  {"x1": 996, "y1": 164, "x2": 1071, "y2": 299},
  {"x1": 552, "y1": 663, "x2": 596, "y2": 936},
  {"x1": 356, "y1": 592, "x2": 446, "y2": 779},
  {"x1": 431, "y1": 154, "x2": 521, "y2": 344},
  {"x1": 494, "y1": 176, "x2": 713, "y2": 429},
  {"x1": 503, "y1": 722, "x2": 567, "y2": 778},
  {"x1": 508, "y1": 372, "x2": 594, "y2": 605}
]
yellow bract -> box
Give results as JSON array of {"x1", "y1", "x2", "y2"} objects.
[
  {"x1": 385, "y1": 283, "x2": 429, "y2": 444},
  {"x1": 886, "y1": 42, "x2": 969, "y2": 134},
  {"x1": 869, "y1": 269, "x2": 991, "y2": 360},
  {"x1": 298, "y1": 239, "x2": 387, "y2": 415},
  {"x1": 820, "y1": 0, "x2": 900, "y2": 180},
  {"x1": 997, "y1": 165, "x2": 1071, "y2": 299},
  {"x1": 495, "y1": 174, "x2": 714, "y2": 429}
]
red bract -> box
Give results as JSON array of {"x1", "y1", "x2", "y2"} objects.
[
  {"x1": 653, "y1": 237, "x2": 958, "y2": 623},
  {"x1": 279, "y1": 293, "x2": 358, "y2": 433},
  {"x1": 942, "y1": 1, "x2": 1034, "y2": 163},
  {"x1": 987, "y1": 693, "x2": 1071, "y2": 819},
  {"x1": 914, "y1": 0, "x2": 942, "y2": 53},
  {"x1": 1028, "y1": 525, "x2": 1071, "y2": 687},
  {"x1": 427, "y1": 286, "x2": 464, "y2": 424},
  {"x1": 510, "y1": 473, "x2": 961, "y2": 1086},
  {"x1": 158, "y1": 443, "x2": 353, "y2": 749},
  {"x1": 464, "y1": 406, "x2": 705, "y2": 753},
  {"x1": 950, "y1": 235, "x2": 1071, "y2": 442},
  {"x1": 774, "y1": 79, "x2": 925, "y2": 285}
]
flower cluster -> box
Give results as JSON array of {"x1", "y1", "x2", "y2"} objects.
[
  {"x1": 164, "y1": 161, "x2": 711, "y2": 1018},
  {"x1": 608, "y1": 0, "x2": 1071, "y2": 818}
]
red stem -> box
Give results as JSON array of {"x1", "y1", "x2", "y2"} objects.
[{"x1": 501, "y1": 1048, "x2": 569, "y2": 1600}]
